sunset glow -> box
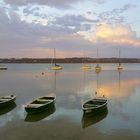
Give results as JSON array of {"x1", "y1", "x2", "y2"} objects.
[{"x1": 0, "y1": 0, "x2": 140, "y2": 58}]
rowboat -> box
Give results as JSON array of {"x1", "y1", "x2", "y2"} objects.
[
  {"x1": 82, "y1": 107, "x2": 108, "y2": 128},
  {"x1": 0, "y1": 95, "x2": 16, "y2": 108},
  {"x1": 24, "y1": 96, "x2": 56, "y2": 114},
  {"x1": 82, "y1": 97, "x2": 107, "y2": 114},
  {"x1": 0, "y1": 65, "x2": 8, "y2": 70}
]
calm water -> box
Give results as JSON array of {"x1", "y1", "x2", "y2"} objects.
[{"x1": 0, "y1": 63, "x2": 140, "y2": 140}]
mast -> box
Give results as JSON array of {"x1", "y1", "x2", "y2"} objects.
[
  {"x1": 97, "y1": 48, "x2": 98, "y2": 58},
  {"x1": 119, "y1": 48, "x2": 121, "y2": 65},
  {"x1": 54, "y1": 48, "x2": 56, "y2": 65}
]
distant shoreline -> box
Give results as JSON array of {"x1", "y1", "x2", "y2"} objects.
[{"x1": 0, "y1": 58, "x2": 140, "y2": 63}]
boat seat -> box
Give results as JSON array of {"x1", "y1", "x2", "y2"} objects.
[
  {"x1": 0, "y1": 98, "x2": 10, "y2": 101},
  {"x1": 84, "y1": 104, "x2": 98, "y2": 107},
  {"x1": 37, "y1": 99, "x2": 51, "y2": 102},
  {"x1": 27, "y1": 104, "x2": 42, "y2": 108},
  {"x1": 36, "y1": 99, "x2": 51, "y2": 103}
]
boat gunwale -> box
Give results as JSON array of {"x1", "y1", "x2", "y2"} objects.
[{"x1": 0, "y1": 95, "x2": 16, "y2": 103}]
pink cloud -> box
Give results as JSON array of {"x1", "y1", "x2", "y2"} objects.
[{"x1": 82, "y1": 24, "x2": 140, "y2": 47}]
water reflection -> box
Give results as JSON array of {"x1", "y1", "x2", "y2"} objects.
[
  {"x1": 0, "y1": 64, "x2": 140, "y2": 135},
  {"x1": 0, "y1": 103, "x2": 16, "y2": 115},
  {"x1": 118, "y1": 69, "x2": 122, "y2": 95},
  {"x1": 94, "y1": 71, "x2": 140, "y2": 99},
  {"x1": 49, "y1": 70, "x2": 61, "y2": 92},
  {"x1": 82, "y1": 107, "x2": 108, "y2": 128},
  {"x1": 24, "y1": 105, "x2": 56, "y2": 122}
]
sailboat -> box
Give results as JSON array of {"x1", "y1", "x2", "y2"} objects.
[
  {"x1": 51, "y1": 48, "x2": 63, "y2": 70},
  {"x1": 95, "y1": 48, "x2": 101, "y2": 73},
  {"x1": 95, "y1": 64, "x2": 101, "y2": 73},
  {"x1": 117, "y1": 49, "x2": 123, "y2": 71},
  {"x1": 81, "y1": 52, "x2": 91, "y2": 70},
  {"x1": 81, "y1": 64, "x2": 91, "y2": 70}
]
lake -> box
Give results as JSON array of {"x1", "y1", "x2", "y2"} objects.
[{"x1": 0, "y1": 63, "x2": 140, "y2": 140}]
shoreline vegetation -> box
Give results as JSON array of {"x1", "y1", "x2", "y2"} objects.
[{"x1": 0, "y1": 57, "x2": 140, "y2": 63}]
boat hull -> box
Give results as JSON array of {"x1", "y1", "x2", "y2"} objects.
[
  {"x1": 117, "y1": 67, "x2": 123, "y2": 70},
  {"x1": 83, "y1": 103, "x2": 107, "y2": 114},
  {"x1": 81, "y1": 64, "x2": 91, "y2": 70},
  {"x1": 25, "y1": 102, "x2": 55, "y2": 114},
  {"x1": 51, "y1": 66, "x2": 62, "y2": 70},
  {"x1": 0, "y1": 68, "x2": 8, "y2": 70}
]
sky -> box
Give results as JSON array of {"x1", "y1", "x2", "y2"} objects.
[{"x1": 0, "y1": 0, "x2": 140, "y2": 58}]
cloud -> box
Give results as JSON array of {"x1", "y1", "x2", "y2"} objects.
[
  {"x1": 4, "y1": 0, "x2": 106, "y2": 8},
  {"x1": 1, "y1": 1, "x2": 140, "y2": 58},
  {"x1": 0, "y1": 6, "x2": 95, "y2": 58},
  {"x1": 81, "y1": 24, "x2": 140, "y2": 47},
  {"x1": 98, "y1": 4, "x2": 136, "y2": 24},
  {"x1": 52, "y1": 15, "x2": 99, "y2": 32}
]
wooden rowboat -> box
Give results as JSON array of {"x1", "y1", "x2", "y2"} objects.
[
  {"x1": 82, "y1": 97, "x2": 107, "y2": 114},
  {"x1": 24, "y1": 96, "x2": 56, "y2": 114},
  {"x1": 0, "y1": 95, "x2": 16, "y2": 108}
]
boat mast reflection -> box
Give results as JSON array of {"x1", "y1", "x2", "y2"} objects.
[
  {"x1": 118, "y1": 69, "x2": 122, "y2": 94},
  {"x1": 52, "y1": 70, "x2": 59, "y2": 92}
]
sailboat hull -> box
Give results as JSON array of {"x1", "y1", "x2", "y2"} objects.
[
  {"x1": 51, "y1": 66, "x2": 62, "y2": 70},
  {"x1": 81, "y1": 65, "x2": 91, "y2": 70}
]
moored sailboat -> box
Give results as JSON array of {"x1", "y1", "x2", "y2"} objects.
[
  {"x1": 81, "y1": 52, "x2": 91, "y2": 70},
  {"x1": 51, "y1": 48, "x2": 63, "y2": 70},
  {"x1": 81, "y1": 64, "x2": 91, "y2": 70},
  {"x1": 117, "y1": 49, "x2": 123, "y2": 71},
  {"x1": 95, "y1": 48, "x2": 101, "y2": 72}
]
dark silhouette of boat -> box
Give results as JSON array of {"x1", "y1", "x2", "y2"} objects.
[
  {"x1": 82, "y1": 107, "x2": 108, "y2": 128},
  {"x1": 0, "y1": 102, "x2": 16, "y2": 115},
  {"x1": 0, "y1": 65, "x2": 8, "y2": 70},
  {"x1": 24, "y1": 105, "x2": 56, "y2": 122}
]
